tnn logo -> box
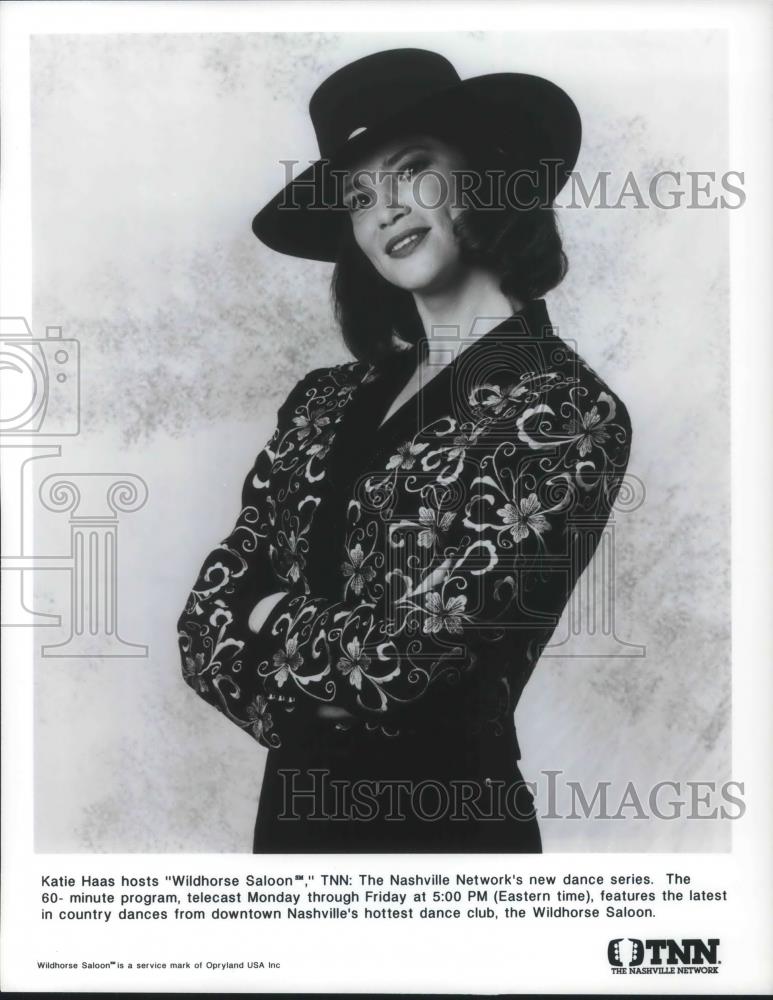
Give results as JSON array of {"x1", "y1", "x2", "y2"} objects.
[{"x1": 608, "y1": 938, "x2": 720, "y2": 967}]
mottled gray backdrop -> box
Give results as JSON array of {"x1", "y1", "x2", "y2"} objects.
[{"x1": 31, "y1": 31, "x2": 730, "y2": 851}]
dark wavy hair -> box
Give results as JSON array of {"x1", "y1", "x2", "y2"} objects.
[{"x1": 331, "y1": 134, "x2": 569, "y2": 362}]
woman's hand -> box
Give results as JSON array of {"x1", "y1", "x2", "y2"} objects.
[
  {"x1": 314, "y1": 704, "x2": 358, "y2": 722},
  {"x1": 248, "y1": 591, "x2": 288, "y2": 634},
  {"x1": 249, "y1": 593, "x2": 357, "y2": 724}
]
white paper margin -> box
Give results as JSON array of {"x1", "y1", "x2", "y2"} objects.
[{"x1": 1, "y1": 0, "x2": 771, "y2": 994}]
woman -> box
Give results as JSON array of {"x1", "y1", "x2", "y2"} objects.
[{"x1": 177, "y1": 49, "x2": 632, "y2": 852}]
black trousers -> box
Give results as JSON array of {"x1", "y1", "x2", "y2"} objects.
[{"x1": 253, "y1": 724, "x2": 541, "y2": 854}]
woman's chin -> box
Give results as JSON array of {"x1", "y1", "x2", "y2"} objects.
[{"x1": 382, "y1": 260, "x2": 463, "y2": 295}]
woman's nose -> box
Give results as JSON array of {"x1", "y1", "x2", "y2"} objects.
[
  {"x1": 378, "y1": 204, "x2": 410, "y2": 229},
  {"x1": 376, "y1": 184, "x2": 410, "y2": 228}
]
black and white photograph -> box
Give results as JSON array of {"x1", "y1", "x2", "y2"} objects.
[
  {"x1": 1, "y1": 0, "x2": 771, "y2": 994},
  {"x1": 30, "y1": 28, "x2": 727, "y2": 854}
]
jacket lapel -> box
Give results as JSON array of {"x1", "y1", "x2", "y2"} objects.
[
  {"x1": 350, "y1": 300, "x2": 556, "y2": 462},
  {"x1": 292, "y1": 300, "x2": 558, "y2": 595}
]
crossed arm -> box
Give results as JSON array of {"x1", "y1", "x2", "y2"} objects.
[{"x1": 178, "y1": 378, "x2": 631, "y2": 749}]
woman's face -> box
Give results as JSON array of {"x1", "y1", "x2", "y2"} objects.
[{"x1": 344, "y1": 134, "x2": 469, "y2": 294}]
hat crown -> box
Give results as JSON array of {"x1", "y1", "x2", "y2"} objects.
[
  {"x1": 309, "y1": 49, "x2": 461, "y2": 158},
  {"x1": 253, "y1": 47, "x2": 582, "y2": 261}
]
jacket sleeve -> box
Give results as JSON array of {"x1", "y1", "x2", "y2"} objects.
[
  {"x1": 176, "y1": 379, "x2": 308, "y2": 750},
  {"x1": 247, "y1": 380, "x2": 633, "y2": 728}
]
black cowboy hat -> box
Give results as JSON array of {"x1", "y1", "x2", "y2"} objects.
[{"x1": 251, "y1": 48, "x2": 581, "y2": 262}]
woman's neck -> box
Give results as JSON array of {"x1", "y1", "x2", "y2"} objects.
[{"x1": 412, "y1": 266, "x2": 523, "y2": 350}]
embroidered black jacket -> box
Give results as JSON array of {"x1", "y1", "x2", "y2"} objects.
[{"x1": 177, "y1": 300, "x2": 632, "y2": 765}]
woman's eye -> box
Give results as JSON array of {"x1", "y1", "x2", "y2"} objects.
[
  {"x1": 397, "y1": 158, "x2": 429, "y2": 182},
  {"x1": 346, "y1": 191, "x2": 372, "y2": 212}
]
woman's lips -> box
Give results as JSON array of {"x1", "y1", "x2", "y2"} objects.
[{"x1": 385, "y1": 227, "x2": 430, "y2": 258}]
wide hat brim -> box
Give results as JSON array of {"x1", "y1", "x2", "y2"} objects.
[{"x1": 252, "y1": 72, "x2": 581, "y2": 263}]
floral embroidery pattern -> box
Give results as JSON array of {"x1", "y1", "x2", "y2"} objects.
[
  {"x1": 423, "y1": 592, "x2": 468, "y2": 635},
  {"x1": 272, "y1": 636, "x2": 303, "y2": 688},
  {"x1": 341, "y1": 543, "x2": 377, "y2": 596},
  {"x1": 386, "y1": 440, "x2": 428, "y2": 471},
  {"x1": 417, "y1": 507, "x2": 457, "y2": 549},
  {"x1": 246, "y1": 694, "x2": 275, "y2": 745},
  {"x1": 496, "y1": 494, "x2": 551, "y2": 543},
  {"x1": 446, "y1": 429, "x2": 480, "y2": 461},
  {"x1": 178, "y1": 336, "x2": 631, "y2": 749},
  {"x1": 182, "y1": 651, "x2": 208, "y2": 693},
  {"x1": 276, "y1": 530, "x2": 303, "y2": 583},
  {"x1": 293, "y1": 411, "x2": 330, "y2": 442},
  {"x1": 306, "y1": 425, "x2": 336, "y2": 459},
  {"x1": 336, "y1": 637, "x2": 372, "y2": 690},
  {"x1": 469, "y1": 381, "x2": 529, "y2": 415},
  {"x1": 563, "y1": 403, "x2": 611, "y2": 456}
]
